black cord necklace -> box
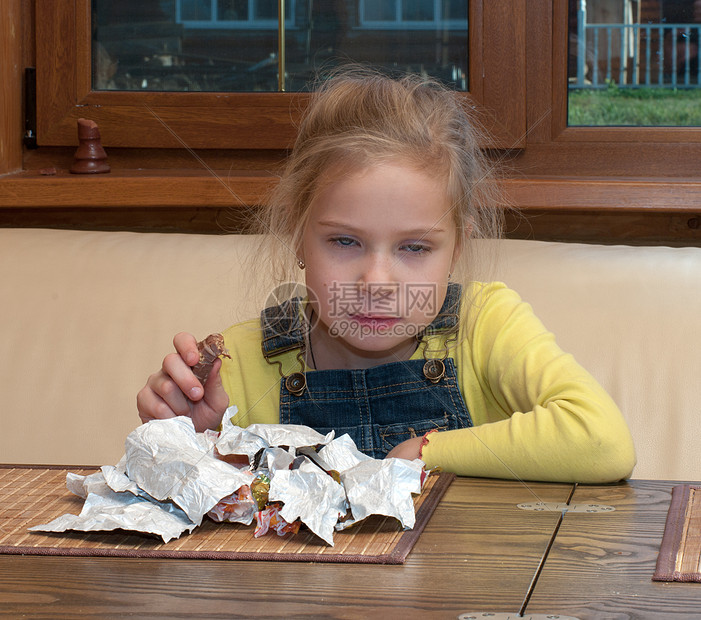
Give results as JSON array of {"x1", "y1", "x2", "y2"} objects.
[{"x1": 306, "y1": 308, "x2": 318, "y2": 370}]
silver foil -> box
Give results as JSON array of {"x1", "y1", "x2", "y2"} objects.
[
  {"x1": 335, "y1": 458, "x2": 425, "y2": 531},
  {"x1": 30, "y1": 414, "x2": 425, "y2": 546},
  {"x1": 269, "y1": 459, "x2": 348, "y2": 546},
  {"x1": 30, "y1": 470, "x2": 195, "y2": 543}
]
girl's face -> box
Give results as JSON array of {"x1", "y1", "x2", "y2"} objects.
[{"x1": 300, "y1": 161, "x2": 461, "y2": 368}]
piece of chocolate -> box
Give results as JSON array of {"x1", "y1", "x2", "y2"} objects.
[{"x1": 191, "y1": 333, "x2": 231, "y2": 384}]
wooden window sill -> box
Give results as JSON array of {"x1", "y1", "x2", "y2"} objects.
[
  {"x1": 2, "y1": 171, "x2": 701, "y2": 211},
  {"x1": 1, "y1": 172, "x2": 700, "y2": 244},
  {"x1": 0, "y1": 169, "x2": 274, "y2": 208}
]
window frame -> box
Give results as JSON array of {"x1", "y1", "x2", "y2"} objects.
[
  {"x1": 550, "y1": 0, "x2": 701, "y2": 146},
  {"x1": 496, "y1": 0, "x2": 701, "y2": 184},
  {"x1": 35, "y1": 0, "x2": 526, "y2": 150}
]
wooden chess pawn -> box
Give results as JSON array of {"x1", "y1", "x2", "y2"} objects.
[{"x1": 70, "y1": 118, "x2": 110, "y2": 174}]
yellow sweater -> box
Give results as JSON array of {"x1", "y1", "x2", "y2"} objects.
[{"x1": 220, "y1": 282, "x2": 636, "y2": 483}]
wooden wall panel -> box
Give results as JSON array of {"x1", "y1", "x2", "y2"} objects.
[{"x1": 0, "y1": 0, "x2": 23, "y2": 175}]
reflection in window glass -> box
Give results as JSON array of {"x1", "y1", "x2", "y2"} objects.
[
  {"x1": 180, "y1": 0, "x2": 211, "y2": 20},
  {"x1": 365, "y1": 1, "x2": 395, "y2": 22},
  {"x1": 92, "y1": 0, "x2": 468, "y2": 92},
  {"x1": 402, "y1": 0, "x2": 434, "y2": 22},
  {"x1": 255, "y1": 0, "x2": 278, "y2": 20},
  {"x1": 219, "y1": 0, "x2": 248, "y2": 20},
  {"x1": 568, "y1": 0, "x2": 701, "y2": 126}
]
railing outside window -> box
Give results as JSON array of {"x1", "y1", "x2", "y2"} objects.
[{"x1": 573, "y1": 22, "x2": 701, "y2": 89}]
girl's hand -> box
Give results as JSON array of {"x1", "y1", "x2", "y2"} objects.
[
  {"x1": 136, "y1": 332, "x2": 229, "y2": 432},
  {"x1": 385, "y1": 436, "x2": 423, "y2": 461}
]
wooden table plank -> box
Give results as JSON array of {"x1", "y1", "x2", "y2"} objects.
[
  {"x1": 526, "y1": 480, "x2": 701, "y2": 619},
  {"x1": 0, "y1": 477, "x2": 573, "y2": 619}
]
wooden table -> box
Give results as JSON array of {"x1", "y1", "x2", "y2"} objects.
[{"x1": 0, "y1": 475, "x2": 698, "y2": 619}]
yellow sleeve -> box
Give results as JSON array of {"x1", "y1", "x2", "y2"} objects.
[
  {"x1": 421, "y1": 283, "x2": 636, "y2": 483},
  {"x1": 218, "y1": 319, "x2": 286, "y2": 427}
]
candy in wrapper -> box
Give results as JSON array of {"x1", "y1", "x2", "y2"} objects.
[
  {"x1": 254, "y1": 504, "x2": 301, "y2": 538},
  {"x1": 208, "y1": 485, "x2": 257, "y2": 525},
  {"x1": 191, "y1": 333, "x2": 231, "y2": 384},
  {"x1": 250, "y1": 473, "x2": 270, "y2": 511}
]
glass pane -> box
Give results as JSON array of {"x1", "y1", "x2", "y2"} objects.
[
  {"x1": 218, "y1": 0, "x2": 248, "y2": 20},
  {"x1": 92, "y1": 0, "x2": 278, "y2": 91},
  {"x1": 285, "y1": 0, "x2": 468, "y2": 91},
  {"x1": 254, "y1": 0, "x2": 277, "y2": 20},
  {"x1": 365, "y1": 1, "x2": 396, "y2": 22},
  {"x1": 180, "y1": 0, "x2": 211, "y2": 20},
  {"x1": 402, "y1": 0, "x2": 434, "y2": 22},
  {"x1": 568, "y1": 0, "x2": 701, "y2": 126},
  {"x1": 92, "y1": 0, "x2": 468, "y2": 92},
  {"x1": 443, "y1": 0, "x2": 465, "y2": 20}
]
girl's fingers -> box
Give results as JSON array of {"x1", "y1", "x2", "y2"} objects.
[
  {"x1": 162, "y1": 352, "x2": 204, "y2": 401},
  {"x1": 137, "y1": 385, "x2": 178, "y2": 423},
  {"x1": 173, "y1": 332, "x2": 200, "y2": 367},
  {"x1": 152, "y1": 372, "x2": 193, "y2": 417},
  {"x1": 137, "y1": 334, "x2": 229, "y2": 432},
  {"x1": 202, "y1": 358, "x2": 229, "y2": 413}
]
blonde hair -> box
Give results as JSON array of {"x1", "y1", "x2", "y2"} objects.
[{"x1": 249, "y1": 66, "x2": 505, "y2": 285}]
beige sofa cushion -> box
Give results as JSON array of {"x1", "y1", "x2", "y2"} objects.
[
  {"x1": 1, "y1": 228, "x2": 699, "y2": 480},
  {"x1": 488, "y1": 240, "x2": 701, "y2": 481}
]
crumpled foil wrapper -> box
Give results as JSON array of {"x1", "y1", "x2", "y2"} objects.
[
  {"x1": 318, "y1": 434, "x2": 372, "y2": 472},
  {"x1": 31, "y1": 468, "x2": 196, "y2": 543},
  {"x1": 215, "y1": 410, "x2": 334, "y2": 461},
  {"x1": 30, "y1": 405, "x2": 426, "y2": 546},
  {"x1": 335, "y1": 457, "x2": 425, "y2": 531},
  {"x1": 269, "y1": 459, "x2": 347, "y2": 545},
  {"x1": 123, "y1": 416, "x2": 254, "y2": 525}
]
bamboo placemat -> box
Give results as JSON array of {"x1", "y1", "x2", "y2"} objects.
[
  {"x1": 653, "y1": 484, "x2": 701, "y2": 582},
  {"x1": 0, "y1": 465, "x2": 453, "y2": 564}
]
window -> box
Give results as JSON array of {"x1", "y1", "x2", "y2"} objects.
[
  {"x1": 92, "y1": 0, "x2": 469, "y2": 93},
  {"x1": 37, "y1": 0, "x2": 525, "y2": 149},
  {"x1": 567, "y1": 0, "x2": 701, "y2": 126}
]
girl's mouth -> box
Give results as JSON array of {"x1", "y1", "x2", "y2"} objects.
[{"x1": 349, "y1": 315, "x2": 402, "y2": 327}]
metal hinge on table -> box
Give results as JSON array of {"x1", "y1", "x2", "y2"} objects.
[
  {"x1": 517, "y1": 502, "x2": 615, "y2": 513},
  {"x1": 459, "y1": 614, "x2": 581, "y2": 619},
  {"x1": 24, "y1": 67, "x2": 37, "y2": 149}
]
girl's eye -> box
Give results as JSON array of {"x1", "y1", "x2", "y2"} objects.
[
  {"x1": 401, "y1": 243, "x2": 430, "y2": 254},
  {"x1": 330, "y1": 236, "x2": 358, "y2": 248}
]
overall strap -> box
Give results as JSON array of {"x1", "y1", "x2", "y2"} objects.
[{"x1": 260, "y1": 297, "x2": 308, "y2": 358}]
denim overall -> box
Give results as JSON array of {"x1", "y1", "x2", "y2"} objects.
[{"x1": 260, "y1": 283, "x2": 473, "y2": 458}]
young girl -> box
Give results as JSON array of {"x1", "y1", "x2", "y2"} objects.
[{"x1": 137, "y1": 68, "x2": 635, "y2": 484}]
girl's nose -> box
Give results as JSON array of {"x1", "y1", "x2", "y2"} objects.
[
  {"x1": 356, "y1": 254, "x2": 401, "y2": 314},
  {"x1": 357, "y1": 252, "x2": 394, "y2": 290}
]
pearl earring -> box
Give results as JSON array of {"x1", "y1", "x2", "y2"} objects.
[{"x1": 297, "y1": 259, "x2": 305, "y2": 270}]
